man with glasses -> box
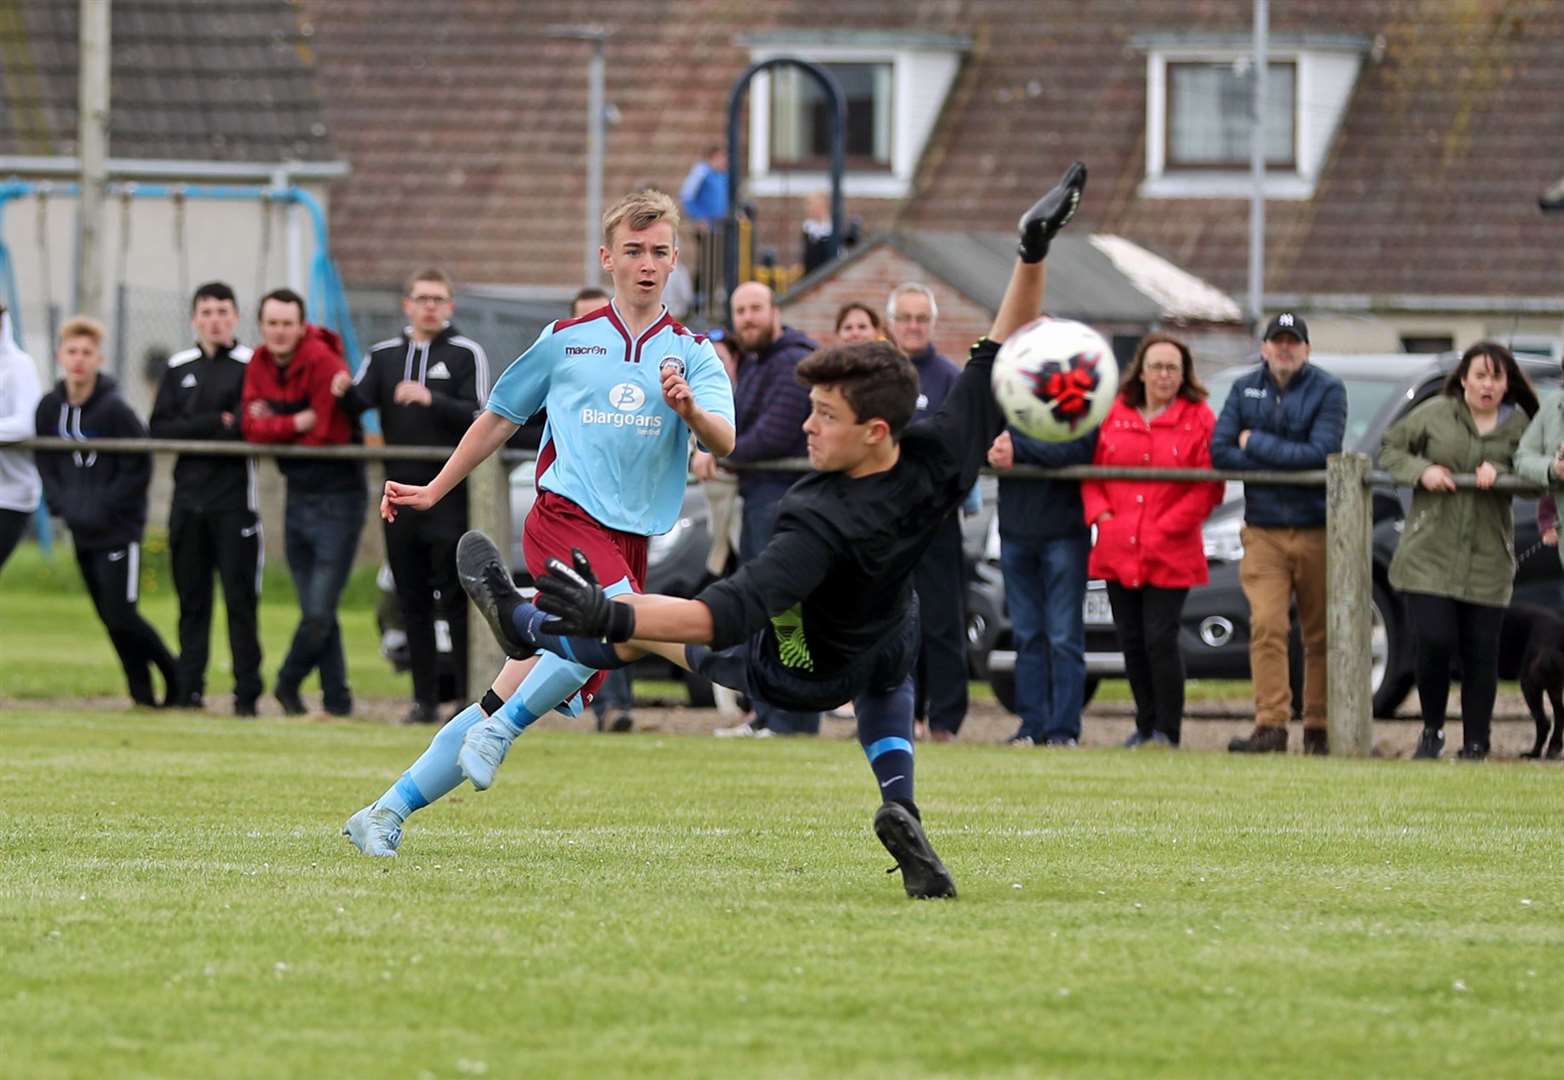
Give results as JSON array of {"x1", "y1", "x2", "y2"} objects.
[
  {"x1": 332, "y1": 268, "x2": 491, "y2": 724},
  {"x1": 887, "y1": 283, "x2": 972, "y2": 742}
]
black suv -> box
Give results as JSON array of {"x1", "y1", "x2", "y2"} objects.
[{"x1": 989, "y1": 352, "x2": 1564, "y2": 717}]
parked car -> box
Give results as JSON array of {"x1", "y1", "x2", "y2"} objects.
[{"x1": 988, "y1": 352, "x2": 1564, "y2": 717}]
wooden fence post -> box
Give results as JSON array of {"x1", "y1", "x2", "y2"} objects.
[
  {"x1": 1325, "y1": 452, "x2": 1374, "y2": 756},
  {"x1": 466, "y1": 452, "x2": 513, "y2": 697}
]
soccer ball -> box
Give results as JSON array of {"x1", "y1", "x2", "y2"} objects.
[{"x1": 991, "y1": 317, "x2": 1118, "y2": 442}]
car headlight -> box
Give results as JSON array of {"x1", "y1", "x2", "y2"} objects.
[
  {"x1": 648, "y1": 517, "x2": 693, "y2": 565},
  {"x1": 1202, "y1": 516, "x2": 1245, "y2": 563}
]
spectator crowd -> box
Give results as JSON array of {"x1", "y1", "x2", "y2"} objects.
[{"x1": 1, "y1": 213, "x2": 1559, "y2": 759}]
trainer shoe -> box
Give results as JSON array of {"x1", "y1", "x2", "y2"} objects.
[
  {"x1": 342, "y1": 804, "x2": 402, "y2": 857},
  {"x1": 1004, "y1": 733, "x2": 1037, "y2": 748},
  {"x1": 714, "y1": 719, "x2": 770, "y2": 738},
  {"x1": 459, "y1": 713, "x2": 519, "y2": 791},
  {"x1": 874, "y1": 802, "x2": 957, "y2": 900},
  {"x1": 457, "y1": 530, "x2": 531, "y2": 660},
  {"x1": 1302, "y1": 728, "x2": 1329, "y2": 756},
  {"x1": 1043, "y1": 736, "x2": 1080, "y2": 748},
  {"x1": 400, "y1": 702, "x2": 439, "y2": 726},
  {"x1": 1456, "y1": 743, "x2": 1489, "y2": 761},
  {"x1": 1228, "y1": 725, "x2": 1288, "y2": 754},
  {"x1": 274, "y1": 685, "x2": 306, "y2": 716},
  {"x1": 1412, "y1": 727, "x2": 1445, "y2": 760},
  {"x1": 1123, "y1": 730, "x2": 1154, "y2": 749}
]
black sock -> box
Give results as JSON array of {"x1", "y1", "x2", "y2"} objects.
[
  {"x1": 480, "y1": 689, "x2": 505, "y2": 716},
  {"x1": 509, "y1": 601, "x2": 627, "y2": 669}
]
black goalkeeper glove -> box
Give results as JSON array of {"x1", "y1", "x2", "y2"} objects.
[
  {"x1": 1017, "y1": 161, "x2": 1088, "y2": 263},
  {"x1": 535, "y1": 548, "x2": 637, "y2": 642}
]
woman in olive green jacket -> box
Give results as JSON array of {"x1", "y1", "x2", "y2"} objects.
[{"x1": 1380, "y1": 342, "x2": 1539, "y2": 760}]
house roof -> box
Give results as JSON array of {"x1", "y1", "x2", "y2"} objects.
[
  {"x1": 0, "y1": 0, "x2": 338, "y2": 166},
  {"x1": 903, "y1": 0, "x2": 1564, "y2": 304},
  {"x1": 785, "y1": 231, "x2": 1240, "y2": 325},
  {"x1": 292, "y1": 1, "x2": 1564, "y2": 302}
]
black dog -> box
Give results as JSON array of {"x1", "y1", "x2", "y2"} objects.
[{"x1": 1496, "y1": 605, "x2": 1564, "y2": 759}]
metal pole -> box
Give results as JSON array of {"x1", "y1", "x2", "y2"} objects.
[
  {"x1": 466, "y1": 452, "x2": 513, "y2": 697},
  {"x1": 75, "y1": 0, "x2": 111, "y2": 319},
  {"x1": 586, "y1": 36, "x2": 605, "y2": 286},
  {"x1": 1247, "y1": 0, "x2": 1268, "y2": 328}
]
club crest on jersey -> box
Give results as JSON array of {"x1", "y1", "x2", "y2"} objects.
[{"x1": 658, "y1": 356, "x2": 685, "y2": 378}]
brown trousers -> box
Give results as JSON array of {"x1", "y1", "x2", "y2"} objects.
[{"x1": 1239, "y1": 526, "x2": 1328, "y2": 729}]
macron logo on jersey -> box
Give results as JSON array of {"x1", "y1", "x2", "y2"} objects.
[
  {"x1": 566, "y1": 345, "x2": 609, "y2": 356},
  {"x1": 579, "y1": 382, "x2": 664, "y2": 434}
]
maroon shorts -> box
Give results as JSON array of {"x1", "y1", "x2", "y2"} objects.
[{"x1": 522, "y1": 490, "x2": 648, "y2": 705}]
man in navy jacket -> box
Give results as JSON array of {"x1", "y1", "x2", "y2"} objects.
[
  {"x1": 1210, "y1": 313, "x2": 1346, "y2": 755},
  {"x1": 711, "y1": 281, "x2": 820, "y2": 735}
]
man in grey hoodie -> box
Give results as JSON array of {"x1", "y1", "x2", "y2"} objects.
[{"x1": 0, "y1": 303, "x2": 42, "y2": 571}]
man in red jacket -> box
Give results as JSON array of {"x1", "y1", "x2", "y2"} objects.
[{"x1": 242, "y1": 288, "x2": 366, "y2": 716}]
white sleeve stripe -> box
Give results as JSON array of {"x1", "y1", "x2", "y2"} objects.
[
  {"x1": 451, "y1": 336, "x2": 491, "y2": 403},
  {"x1": 167, "y1": 347, "x2": 201, "y2": 367}
]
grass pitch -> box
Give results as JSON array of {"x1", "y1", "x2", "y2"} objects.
[{"x1": 3, "y1": 708, "x2": 1562, "y2": 1078}]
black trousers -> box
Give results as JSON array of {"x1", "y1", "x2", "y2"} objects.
[
  {"x1": 1403, "y1": 591, "x2": 1504, "y2": 749},
  {"x1": 1106, "y1": 582, "x2": 1189, "y2": 743},
  {"x1": 384, "y1": 499, "x2": 467, "y2": 707},
  {"x1": 75, "y1": 541, "x2": 177, "y2": 705},
  {"x1": 0, "y1": 507, "x2": 29, "y2": 572},
  {"x1": 170, "y1": 503, "x2": 264, "y2": 706},
  {"x1": 912, "y1": 514, "x2": 969, "y2": 733}
]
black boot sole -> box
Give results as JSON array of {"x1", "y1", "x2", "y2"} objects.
[
  {"x1": 457, "y1": 530, "x2": 531, "y2": 661},
  {"x1": 873, "y1": 803, "x2": 957, "y2": 900}
]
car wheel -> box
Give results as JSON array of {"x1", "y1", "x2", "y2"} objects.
[{"x1": 1371, "y1": 583, "x2": 1413, "y2": 718}]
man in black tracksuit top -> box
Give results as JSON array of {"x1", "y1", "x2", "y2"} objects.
[
  {"x1": 36, "y1": 317, "x2": 178, "y2": 707},
  {"x1": 332, "y1": 269, "x2": 489, "y2": 723},
  {"x1": 149, "y1": 282, "x2": 263, "y2": 715},
  {"x1": 462, "y1": 165, "x2": 1088, "y2": 900}
]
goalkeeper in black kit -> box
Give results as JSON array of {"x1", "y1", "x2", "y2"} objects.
[{"x1": 459, "y1": 164, "x2": 1087, "y2": 899}]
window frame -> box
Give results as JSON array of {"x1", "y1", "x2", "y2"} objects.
[
  {"x1": 767, "y1": 59, "x2": 897, "y2": 175},
  {"x1": 1162, "y1": 59, "x2": 1298, "y2": 172}
]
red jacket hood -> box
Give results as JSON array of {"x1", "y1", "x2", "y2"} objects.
[{"x1": 253, "y1": 323, "x2": 345, "y2": 368}]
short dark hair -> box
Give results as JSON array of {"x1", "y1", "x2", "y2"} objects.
[
  {"x1": 572, "y1": 286, "x2": 611, "y2": 308},
  {"x1": 191, "y1": 281, "x2": 237, "y2": 313},
  {"x1": 796, "y1": 340, "x2": 919, "y2": 439},
  {"x1": 259, "y1": 288, "x2": 306, "y2": 322},
  {"x1": 405, "y1": 267, "x2": 453, "y2": 297},
  {"x1": 1119, "y1": 333, "x2": 1208, "y2": 408},
  {"x1": 834, "y1": 301, "x2": 883, "y2": 336},
  {"x1": 1443, "y1": 341, "x2": 1540, "y2": 417}
]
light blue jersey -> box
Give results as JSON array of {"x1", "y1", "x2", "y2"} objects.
[{"x1": 486, "y1": 304, "x2": 736, "y2": 536}]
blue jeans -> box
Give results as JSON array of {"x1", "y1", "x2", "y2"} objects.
[
  {"x1": 740, "y1": 482, "x2": 820, "y2": 735},
  {"x1": 999, "y1": 532, "x2": 1088, "y2": 742},
  {"x1": 277, "y1": 489, "x2": 366, "y2": 712}
]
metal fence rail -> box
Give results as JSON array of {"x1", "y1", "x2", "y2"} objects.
[{"x1": 4, "y1": 435, "x2": 1546, "y2": 753}]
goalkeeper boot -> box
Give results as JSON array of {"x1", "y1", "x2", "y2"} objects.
[
  {"x1": 457, "y1": 530, "x2": 533, "y2": 660},
  {"x1": 874, "y1": 802, "x2": 957, "y2": 900},
  {"x1": 459, "y1": 713, "x2": 520, "y2": 792},
  {"x1": 343, "y1": 804, "x2": 402, "y2": 858}
]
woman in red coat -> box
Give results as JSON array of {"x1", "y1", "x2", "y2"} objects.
[{"x1": 1081, "y1": 334, "x2": 1224, "y2": 748}]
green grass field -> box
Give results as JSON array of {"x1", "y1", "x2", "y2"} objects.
[{"x1": 4, "y1": 706, "x2": 1562, "y2": 1078}]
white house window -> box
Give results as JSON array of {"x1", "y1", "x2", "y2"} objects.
[
  {"x1": 1133, "y1": 33, "x2": 1372, "y2": 200},
  {"x1": 769, "y1": 62, "x2": 894, "y2": 171},
  {"x1": 1166, "y1": 61, "x2": 1295, "y2": 169},
  {"x1": 738, "y1": 31, "x2": 970, "y2": 199}
]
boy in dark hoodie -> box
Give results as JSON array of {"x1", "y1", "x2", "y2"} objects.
[
  {"x1": 241, "y1": 288, "x2": 365, "y2": 717},
  {"x1": 34, "y1": 316, "x2": 178, "y2": 706}
]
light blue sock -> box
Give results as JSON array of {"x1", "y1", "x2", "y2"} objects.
[
  {"x1": 376, "y1": 702, "x2": 487, "y2": 819},
  {"x1": 496, "y1": 650, "x2": 596, "y2": 734}
]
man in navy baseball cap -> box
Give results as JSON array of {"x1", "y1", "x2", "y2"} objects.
[{"x1": 1263, "y1": 311, "x2": 1309, "y2": 344}]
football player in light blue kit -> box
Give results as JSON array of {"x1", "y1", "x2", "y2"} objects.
[{"x1": 345, "y1": 189, "x2": 736, "y2": 856}]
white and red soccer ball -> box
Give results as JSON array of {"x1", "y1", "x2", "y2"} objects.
[{"x1": 991, "y1": 317, "x2": 1118, "y2": 442}]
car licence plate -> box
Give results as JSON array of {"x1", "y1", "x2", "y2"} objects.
[{"x1": 1083, "y1": 590, "x2": 1113, "y2": 626}]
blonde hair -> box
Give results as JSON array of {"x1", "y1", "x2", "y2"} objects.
[
  {"x1": 60, "y1": 315, "x2": 107, "y2": 347},
  {"x1": 602, "y1": 189, "x2": 680, "y2": 247}
]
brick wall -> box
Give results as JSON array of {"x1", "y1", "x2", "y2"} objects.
[{"x1": 778, "y1": 246, "x2": 993, "y2": 365}]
